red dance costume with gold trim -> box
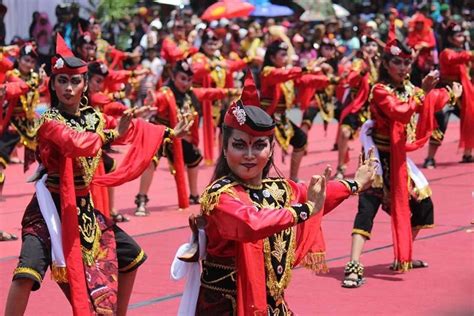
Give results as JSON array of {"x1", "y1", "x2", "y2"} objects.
[{"x1": 196, "y1": 176, "x2": 352, "y2": 315}]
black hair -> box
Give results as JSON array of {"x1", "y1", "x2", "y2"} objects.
[
  {"x1": 378, "y1": 41, "x2": 412, "y2": 84},
  {"x1": 48, "y1": 73, "x2": 89, "y2": 108},
  {"x1": 210, "y1": 125, "x2": 283, "y2": 184},
  {"x1": 263, "y1": 41, "x2": 285, "y2": 68}
]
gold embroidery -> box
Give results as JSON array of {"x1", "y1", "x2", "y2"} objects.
[
  {"x1": 200, "y1": 177, "x2": 239, "y2": 215},
  {"x1": 13, "y1": 267, "x2": 42, "y2": 282},
  {"x1": 265, "y1": 182, "x2": 286, "y2": 204},
  {"x1": 270, "y1": 232, "x2": 288, "y2": 262},
  {"x1": 119, "y1": 249, "x2": 145, "y2": 272},
  {"x1": 42, "y1": 107, "x2": 105, "y2": 185},
  {"x1": 263, "y1": 227, "x2": 296, "y2": 299}
]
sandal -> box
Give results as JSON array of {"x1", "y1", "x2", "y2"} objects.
[
  {"x1": 0, "y1": 231, "x2": 18, "y2": 241},
  {"x1": 341, "y1": 260, "x2": 364, "y2": 288},
  {"x1": 134, "y1": 194, "x2": 150, "y2": 217},
  {"x1": 411, "y1": 260, "x2": 429, "y2": 269},
  {"x1": 334, "y1": 166, "x2": 346, "y2": 180},
  {"x1": 460, "y1": 155, "x2": 474, "y2": 163},
  {"x1": 389, "y1": 260, "x2": 428, "y2": 270},
  {"x1": 112, "y1": 213, "x2": 130, "y2": 223}
]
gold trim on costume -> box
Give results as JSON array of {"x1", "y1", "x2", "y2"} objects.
[
  {"x1": 14, "y1": 267, "x2": 42, "y2": 282},
  {"x1": 352, "y1": 228, "x2": 371, "y2": 239},
  {"x1": 263, "y1": 227, "x2": 296, "y2": 300},
  {"x1": 413, "y1": 224, "x2": 434, "y2": 230},
  {"x1": 119, "y1": 249, "x2": 145, "y2": 272},
  {"x1": 300, "y1": 251, "x2": 329, "y2": 274}
]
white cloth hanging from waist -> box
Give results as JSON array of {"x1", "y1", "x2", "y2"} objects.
[{"x1": 170, "y1": 229, "x2": 207, "y2": 315}]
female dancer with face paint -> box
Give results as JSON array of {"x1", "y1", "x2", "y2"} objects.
[
  {"x1": 342, "y1": 40, "x2": 461, "y2": 288},
  {"x1": 4, "y1": 35, "x2": 192, "y2": 316},
  {"x1": 186, "y1": 72, "x2": 377, "y2": 315}
]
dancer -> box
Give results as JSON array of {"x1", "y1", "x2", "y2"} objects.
[
  {"x1": 4, "y1": 35, "x2": 192, "y2": 316},
  {"x1": 335, "y1": 35, "x2": 380, "y2": 179},
  {"x1": 135, "y1": 59, "x2": 239, "y2": 213},
  {"x1": 342, "y1": 40, "x2": 461, "y2": 288},
  {"x1": 260, "y1": 40, "x2": 330, "y2": 182},
  {"x1": 423, "y1": 22, "x2": 474, "y2": 168},
  {"x1": 177, "y1": 72, "x2": 376, "y2": 315}
]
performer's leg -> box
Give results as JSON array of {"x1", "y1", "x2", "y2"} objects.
[
  {"x1": 0, "y1": 131, "x2": 21, "y2": 197},
  {"x1": 409, "y1": 197, "x2": 434, "y2": 268},
  {"x1": 300, "y1": 107, "x2": 318, "y2": 134},
  {"x1": 115, "y1": 225, "x2": 147, "y2": 314},
  {"x1": 424, "y1": 108, "x2": 450, "y2": 168},
  {"x1": 343, "y1": 192, "x2": 381, "y2": 288},
  {"x1": 135, "y1": 161, "x2": 155, "y2": 216},
  {"x1": 289, "y1": 123, "x2": 307, "y2": 182},
  {"x1": 336, "y1": 125, "x2": 352, "y2": 179},
  {"x1": 183, "y1": 140, "x2": 203, "y2": 204},
  {"x1": 117, "y1": 270, "x2": 137, "y2": 316},
  {"x1": 138, "y1": 161, "x2": 155, "y2": 195},
  {"x1": 187, "y1": 166, "x2": 199, "y2": 198},
  {"x1": 6, "y1": 234, "x2": 51, "y2": 315},
  {"x1": 4, "y1": 279, "x2": 34, "y2": 316}
]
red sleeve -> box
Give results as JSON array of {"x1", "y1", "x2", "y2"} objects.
[
  {"x1": 193, "y1": 87, "x2": 228, "y2": 101},
  {"x1": 191, "y1": 56, "x2": 211, "y2": 80},
  {"x1": 289, "y1": 180, "x2": 351, "y2": 214},
  {"x1": 323, "y1": 181, "x2": 352, "y2": 214},
  {"x1": 440, "y1": 50, "x2": 473, "y2": 65},
  {"x1": 372, "y1": 85, "x2": 418, "y2": 124},
  {"x1": 262, "y1": 67, "x2": 302, "y2": 87},
  {"x1": 103, "y1": 102, "x2": 127, "y2": 117},
  {"x1": 106, "y1": 69, "x2": 131, "y2": 86},
  {"x1": 152, "y1": 91, "x2": 171, "y2": 119},
  {"x1": 5, "y1": 81, "x2": 29, "y2": 100},
  {"x1": 102, "y1": 113, "x2": 118, "y2": 130},
  {"x1": 210, "y1": 193, "x2": 305, "y2": 243},
  {"x1": 295, "y1": 73, "x2": 329, "y2": 90},
  {"x1": 161, "y1": 38, "x2": 188, "y2": 64},
  {"x1": 38, "y1": 120, "x2": 103, "y2": 158},
  {"x1": 0, "y1": 55, "x2": 14, "y2": 74},
  {"x1": 227, "y1": 59, "x2": 247, "y2": 73},
  {"x1": 107, "y1": 47, "x2": 127, "y2": 70}
]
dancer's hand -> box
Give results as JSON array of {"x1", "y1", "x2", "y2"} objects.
[
  {"x1": 446, "y1": 82, "x2": 463, "y2": 100},
  {"x1": 133, "y1": 105, "x2": 157, "y2": 118},
  {"x1": 354, "y1": 147, "x2": 378, "y2": 192},
  {"x1": 117, "y1": 110, "x2": 133, "y2": 137},
  {"x1": 173, "y1": 116, "x2": 194, "y2": 138},
  {"x1": 144, "y1": 90, "x2": 157, "y2": 107},
  {"x1": 421, "y1": 70, "x2": 440, "y2": 93},
  {"x1": 307, "y1": 165, "x2": 331, "y2": 213}
]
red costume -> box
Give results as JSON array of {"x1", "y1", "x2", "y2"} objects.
[
  {"x1": 439, "y1": 48, "x2": 474, "y2": 149},
  {"x1": 407, "y1": 13, "x2": 437, "y2": 74},
  {"x1": 369, "y1": 71, "x2": 451, "y2": 269},
  {"x1": 191, "y1": 49, "x2": 247, "y2": 163},
  {"x1": 151, "y1": 84, "x2": 230, "y2": 208},
  {"x1": 161, "y1": 36, "x2": 197, "y2": 65}
]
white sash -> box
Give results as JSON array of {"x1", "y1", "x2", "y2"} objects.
[
  {"x1": 35, "y1": 174, "x2": 66, "y2": 270},
  {"x1": 170, "y1": 229, "x2": 207, "y2": 316}
]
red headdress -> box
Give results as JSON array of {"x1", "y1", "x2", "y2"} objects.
[
  {"x1": 51, "y1": 34, "x2": 88, "y2": 75},
  {"x1": 224, "y1": 70, "x2": 274, "y2": 137},
  {"x1": 384, "y1": 39, "x2": 412, "y2": 59}
]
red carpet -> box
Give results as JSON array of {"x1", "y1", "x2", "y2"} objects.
[{"x1": 0, "y1": 120, "x2": 472, "y2": 315}]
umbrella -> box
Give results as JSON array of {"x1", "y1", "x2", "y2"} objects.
[
  {"x1": 333, "y1": 3, "x2": 350, "y2": 18},
  {"x1": 201, "y1": 0, "x2": 255, "y2": 21},
  {"x1": 294, "y1": 0, "x2": 336, "y2": 22},
  {"x1": 248, "y1": 0, "x2": 294, "y2": 17},
  {"x1": 154, "y1": 0, "x2": 190, "y2": 6}
]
